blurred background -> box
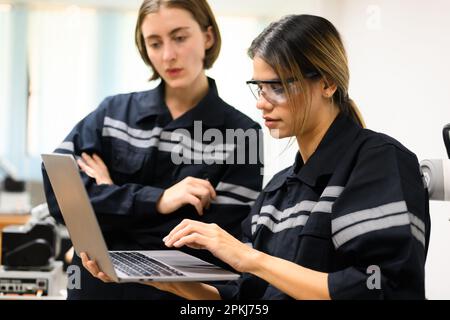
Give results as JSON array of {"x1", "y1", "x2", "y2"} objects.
[{"x1": 0, "y1": 0, "x2": 449, "y2": 299}]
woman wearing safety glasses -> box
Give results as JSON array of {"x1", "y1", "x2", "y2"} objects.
[{"x1": 82, "y1": 14, "x2": 430, "y2": 300}]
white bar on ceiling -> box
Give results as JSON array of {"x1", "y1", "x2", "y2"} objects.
[{"x1": 5, "y1": 0, "x2": 321, "y2": 17}]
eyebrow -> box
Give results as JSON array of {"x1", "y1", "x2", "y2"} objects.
[{"x1": 145, "y1": 27, "x2": 191, "y2": 40}]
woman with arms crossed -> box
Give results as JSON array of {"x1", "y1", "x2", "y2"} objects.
[{"x1": 43, "y1": 0, "x2": 263, "y2": 299}]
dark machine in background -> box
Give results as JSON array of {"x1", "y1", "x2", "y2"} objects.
[
  {"x1": 420, "y1": 124, "x2": 450, "y2": 201},
  {"x1": 0, "y1": 204, "x2": 71, "y2": 297},
  {"x1": 1, "y1": 204, "x2": 72, "y2": 271},
  {"x1": 2, "y1": 221, "x2": 57, "y2": 270},
  {"x1": 444, "y1": 124, "x2": 450, "y2": 159}
]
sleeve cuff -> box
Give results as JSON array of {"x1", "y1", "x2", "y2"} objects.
[
  {"x1": 328, "y1": 267, "x2": 384, "y2": 300},
  {"x1": 212, "y1": 282, "x2": 240, "y2": 300},
  {"x1": 134, "y1": 186, "x2": 165, "y2": 217}
]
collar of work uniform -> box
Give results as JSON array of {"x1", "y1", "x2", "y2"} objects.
[
  {"x1": 135, "y1": 77, "x2": 225, "y2": 129},
  {"x1": 265, "y1": 113, "x2": 363, "y2": 191}
]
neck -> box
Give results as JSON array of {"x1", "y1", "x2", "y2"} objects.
[
  {"x1": 296, "y1": 107, "x2": 340, "y2": 163},
  {"x1": 165, "y1": 73, "x2": 209, "y2": 120}
]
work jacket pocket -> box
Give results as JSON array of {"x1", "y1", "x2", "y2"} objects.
[
  {"x1": 109, "y1": 147, "x2": 147, "y2": 184},
  {"x1": 295, "y1": 212, "x2": 336, "y2": 272}
]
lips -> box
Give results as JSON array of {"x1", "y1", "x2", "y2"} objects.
[
  {"x1": 263, "y1": 116, "x2": 281, "y2": 129},
  {"x1": 166, "y1": 68, "x2": 183, "y2": 77}
]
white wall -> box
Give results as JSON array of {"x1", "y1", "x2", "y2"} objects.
[
  {"x1": 0, "y1": 7, "x2": 11, "y2": 159},
  {"x1": 319, "y1": 0, "x2": 450, "y2": 300}
]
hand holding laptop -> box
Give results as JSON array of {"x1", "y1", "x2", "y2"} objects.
[
  {"x1": 42, "y1": 153, "x2": 240, "y2": 283},
  {"x1": 80, "y1": 251, "x2": 221, "y2": 300},
  {"x1": 80, "y1": 252, "x2": 113, "y2": 283},
  {"x1": 81, "y1": 218, "x2": 258, "y2": 281},
  {"x1": 81, "y1": 251, "x2": 176, "y2": 291},
  {"x1": 80, "y1": 218, "x2": 259, "y2": 300}
]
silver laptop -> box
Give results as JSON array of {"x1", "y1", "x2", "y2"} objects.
[{"x1": 42, "y1": 153, "x2": 240, "y2": 283}]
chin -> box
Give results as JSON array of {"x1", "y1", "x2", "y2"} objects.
[
  {"x1": 269, "y1": 129, "x2": 285, "y2": 139},
  {"x1": 268, "y1": 128, "x2": 294, "y2": 140},
  {"x1": 164, "y1": 77, "x2": 190, "y2": 89}
]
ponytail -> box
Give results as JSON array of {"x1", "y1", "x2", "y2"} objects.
[
  {"x1": 335, "y1": 89, "x2": 365, "y2": 128},
  {"x1": 346, "y1": 98, "x2": 365, "y2": 128}
]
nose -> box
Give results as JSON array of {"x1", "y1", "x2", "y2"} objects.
[
  {"x1": 256, "y1": 94, "x2": 274, "y2": 112},
  {"x1": 162, "y1": 42, "x2": 177, "y2": 62}
]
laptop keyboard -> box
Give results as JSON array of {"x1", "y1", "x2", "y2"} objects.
[{"x1": 110, "y1": 251, "x2": 185, "y2": 278}]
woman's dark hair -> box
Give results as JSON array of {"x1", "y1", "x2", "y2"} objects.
[
  {"x1": 135, "y1": 0, "x2": 221, "y2": 81},
  {"x1": 248, "y1": 14, "x2": 365, "y2": 131}
]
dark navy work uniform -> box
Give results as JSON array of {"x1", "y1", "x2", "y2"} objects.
[
  {"x1": 42, "y1": 78, "x2": 263, "y2": 299},
  {"x1": 217, "y1": 113, "x2": 430, "y2": 300}
]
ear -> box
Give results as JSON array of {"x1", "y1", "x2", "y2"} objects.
[
  {"x1": 204, "y1": 26, "x2": 215, "y2": 50},
  {"x1": 321, "y1": 78, "x2": 338, "y2": 99}
]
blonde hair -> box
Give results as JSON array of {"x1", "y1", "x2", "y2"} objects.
[
  {"x1": 135, "y1": 0, "x2": 222, "y2": 81},
  {"x1": 248, "y1": 14, "x2": 365, "y2": 134}
]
